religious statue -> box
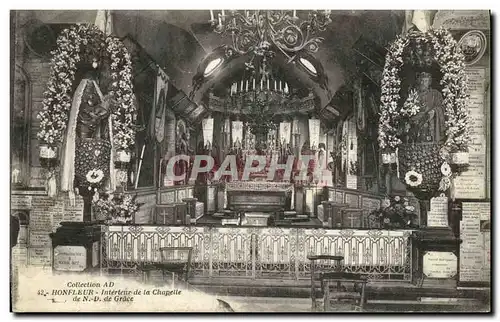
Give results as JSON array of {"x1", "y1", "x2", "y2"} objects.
[
  {"x1": 60, "y1": 69, "x2": 116, "y2": 200},
  {"x1": 405, "y1": 71, "x2": 445, "y2": 144}
]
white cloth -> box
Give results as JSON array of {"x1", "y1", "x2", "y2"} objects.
[
  {"x1": 60, "y1": 79, "x2": 115, "y2": 198},
  {"x1": 60, "y1": 79, "x2": 87, "y2": 193},
  {"x1": 95, "y1": 10, "x2": 113, "y2": 36},
  {"x1": 402, "y1": 10, "x2": 438, "y2": 33}
]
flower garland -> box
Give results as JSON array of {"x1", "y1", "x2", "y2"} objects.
[
  {"x1": 378, "y1": 28, "x2": 470, "y2": 153},
  {"x1": 36, "y1": 24, "x2": 136, "y2": 151}
]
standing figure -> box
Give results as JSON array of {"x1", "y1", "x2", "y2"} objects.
[
  {"x1": 60, "y1": 70, "x2": 116, "y2": 199},
  {"x1": 406, "y1": 71, "x2": 446, "y2": 144}
]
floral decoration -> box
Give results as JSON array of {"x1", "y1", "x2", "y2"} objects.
[
  {"x1": 92, "y1": 192, "x2": 142, "y2": 223},
  {"x1": 378, "y1": 28, "x2": 470, "y2": 153},
  {"x1": 369, "y1": 195, "x2": 418, "y2": 229},
  {"x1": 86, "y1": 169, "x2": 104, "y2": 184},
  {"x1": 405, "y1": 170, "x2": 423, "y2": 187},
  {"x1": 36, "y1": 24, "x2": 136, "y2": 151}
]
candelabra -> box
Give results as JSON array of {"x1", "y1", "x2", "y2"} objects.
[{"x1": 209, "y1": 10, "x2": 332, "y2": 61}]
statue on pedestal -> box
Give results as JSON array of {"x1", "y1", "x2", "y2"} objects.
[
  {"x1": 60, "y1": 68, "x2": 116, "y2": 202},
  {"x1": 405, "y1": 71, "x2": 446, "y2": 144}
]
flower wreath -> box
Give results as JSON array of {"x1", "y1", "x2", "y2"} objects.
[
  {"x1": 378, "y1": 28, "x2": 470, "y2": 154},
  {"x1": 36, "y1": 24, "x2": 136, "y2": 151}
]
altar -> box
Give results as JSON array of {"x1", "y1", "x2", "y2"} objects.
[{"x1": 226, "y1": 181, "x2": 293, "y2": 214}]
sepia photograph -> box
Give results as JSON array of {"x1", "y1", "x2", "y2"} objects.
[{"x1": 9, "y1": 8, "x2": 491, "y2": 313}]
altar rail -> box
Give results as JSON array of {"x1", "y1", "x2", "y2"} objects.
[{"x1": 101, "y1": 226, "x2": 413, "y2": 281}]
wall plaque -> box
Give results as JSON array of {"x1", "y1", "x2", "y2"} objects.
[
  {"x1": 427, "y1": 196, "x2": 449, "y2": 227},
  {"x1": 460, "y1": 202, "x2": 490, "y2": 283},
  {"x1": 423, "y1": 251, "x2": 457, "y2": 279},
  {"x1": 454, "y1": 68, "x2": 487, "y2": 199},
  {"x1": 53, "y1": 245, "x2": 87, "y2": 272},
  {"x1": 29, "y1": 247, "x2": 52, "y2": 266},
  {"x1": 29, "y1": 231, "x2": 52, "y2": 248},
  {"x1": 11, "y1": 195, "x2": 32, "y2": 209},
  {"x1": 11, "y1": 246, "x2": 28, "y2": 267},
  {"x1": 458, "y1": 30, "x2": 487, "y2": 65},
  {"x1": 346, "y1": 175, "x2": 357, "y2": 190}
]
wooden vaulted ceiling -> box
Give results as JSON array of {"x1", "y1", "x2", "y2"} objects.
[{"x1": 16, "y1": 10, "x2": 405, "y2": 123}]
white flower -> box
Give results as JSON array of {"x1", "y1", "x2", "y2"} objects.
[
  {"x1": 439, "y1": 177, "x2": 451, "y2": 191},
  {"x1": 440, "y1": 162, "x2": 452, "y2": 177},
  {"x1": 86, "y1": 169, "x2": 104, "y2": 184},
  {"x1": 405, "y1": 205, "x2": 415, "y2": 212},
  {"x1": 394, "y1": 196, "x2": 401, "y2": 202},
  {"x1": 405, "y1": 170, "x2": 423, "y2": 187}
]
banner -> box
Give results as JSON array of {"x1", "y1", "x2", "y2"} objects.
[
  {"x1": 202, "y1": 117, "x2": 214, "y2": 148},
  {"x1": 232, "y1": 121, "x2": 243, "y2": 147},
  {"x1": 149, "y1": 68, "x2": 169, "y2": 143},
  {"x1": 308, "y1": 118, "x2": 320, "y2": 149},
  {"x1": 279, "y1": 122, "x2": 291, "y2": 145}
]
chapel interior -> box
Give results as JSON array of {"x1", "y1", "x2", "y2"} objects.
[{"x1": 10, "y1": 10, "x2": 491, "y2": 312}]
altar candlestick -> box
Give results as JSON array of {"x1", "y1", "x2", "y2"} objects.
[{"x1": 210, "y1": 10, "x2": 214, "y2": 21}]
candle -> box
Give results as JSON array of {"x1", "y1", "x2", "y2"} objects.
[
  {"x1": 267, "y1": 78, "x2": 270, "y2": 90},
  {"x1": 253, "y1": 78, "x2": 256, "y2": 90},
  {"x1": 246, "y1": 80, "x2": 249, "y2": 91},
  {"x1": 279, "y1": 80, "x2": 282, "y2": 92},
  {"x1": 293, "y1": 10, "x2": 297, "y2": 18},
  {"x1": 260, "y1": 77, "x2": 264, "y2": 90},
  {"x1": 210, "y1": 10, "x2": 214, "y2": 21},
  {"x1": 222, "y1": 9, "x2": 225, "y2": 18},
  {"x1": 274, "y1": 80, "x2": 277, "y2": 91}
]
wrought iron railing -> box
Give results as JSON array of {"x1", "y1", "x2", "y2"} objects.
[{"x1": 101, "y1": 225, "x2": 413, "y2": 281}]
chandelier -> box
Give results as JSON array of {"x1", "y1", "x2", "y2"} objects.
[{"x1": 209, "y1": 10, "x2": 332, "y2": 61}]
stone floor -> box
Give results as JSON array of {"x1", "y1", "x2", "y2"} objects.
[{"x1": 217, "y1": 296, "x2": 490, "y2": 312}]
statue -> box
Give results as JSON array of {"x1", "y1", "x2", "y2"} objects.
[
  {"x1": 60, "y1": 69, "x2": 116, "y2": 201},
  {"x1": 406, "y1": 71, "x2": 446, "y2": 144}
]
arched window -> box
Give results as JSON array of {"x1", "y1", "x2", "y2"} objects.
[{"x1": 204, "y1": 57, "x2": 223, "y2": 77}]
